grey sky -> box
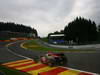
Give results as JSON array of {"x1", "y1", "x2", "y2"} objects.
[{"x1": 0, "y1": 0, "x2": 100, "y2": 37}]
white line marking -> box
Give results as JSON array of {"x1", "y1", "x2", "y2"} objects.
[
  {"x1": 61, "y1": 66, "x2": 99, "y2": 75},
  {"x1": 6, "y1": 40, "x2": 32, "y2": 60},
  {"x1": 6, "y1": 40, "x2": 100, "y2": 75}
]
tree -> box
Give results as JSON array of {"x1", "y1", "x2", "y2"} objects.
[
  {"x1": 0, "y1": 22, "x2": 37, "y2": 34},
  {"x1": 0, "y1": 21, "x2": 38, "y2": 38},
  {"x1": 97, "y1": 24, "x2": 100, "y2": 41},
  {"x1": 64, "y1": 17, "x2": 97, "y2": 44}
]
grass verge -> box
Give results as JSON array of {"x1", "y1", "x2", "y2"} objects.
[
  {"x1": 40, "y1": 38, "x2": 48, "y2": 42},
  {"x1": 22, "y1": 40, "x2": 95, "y2": 52},
  {"x1": 0, "y1": 65, "x2": 29, "y2": 75}
]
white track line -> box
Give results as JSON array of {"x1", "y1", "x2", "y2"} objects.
[
  {"x1": 61, "y1": 66, "x2": 99, "y2": 75},
  {"x1": 6, "y1": 40, "x2": 32, "y2": 60},
  {"x1": 6, "y1": 40, "x2": 100, "y2": 75}
]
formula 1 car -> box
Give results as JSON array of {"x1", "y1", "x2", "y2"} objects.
[{"x1": 40, "y1": 52, "x2": 68, "y2": 66}]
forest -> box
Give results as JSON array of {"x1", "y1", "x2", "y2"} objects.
[
  {"x1": 48, "y1": 17, "x2": 100, "y2": 44},
  {"x1": 0, "y1": 22, "x2": 37, "y2": 39}
]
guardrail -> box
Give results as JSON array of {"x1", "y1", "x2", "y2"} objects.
[{"x1": 38, "y1": 39, "x2": 100, "y2": 49}]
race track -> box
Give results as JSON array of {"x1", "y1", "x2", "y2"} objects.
[
  {"x1": 0, "y1": 40, "x2": 100, "y2": 74},
  {"x1": 0, "y1": 41, "x2": 25, "y2": 63}
]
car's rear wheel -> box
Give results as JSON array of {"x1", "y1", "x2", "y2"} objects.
[
  {"x1": 58, "y1": 53, "x2": 68, "y2": 65},
  {"x1": 48, "y1": 62, "x2": 53, "y2": 67},
  {"x1": 47, "y1": 59, "x2": 55, "y2": 67}
]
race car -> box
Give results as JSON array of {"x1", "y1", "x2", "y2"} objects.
[{"x1": 40, "y1": 52, "x2": 68, "y2": 66}]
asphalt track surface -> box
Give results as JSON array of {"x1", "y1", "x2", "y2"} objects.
[
  {"x1": 0, "y1": 42, "x2": 25, "y2": 63},
  {"x1": 0, "y1": 40, "x2": 100, "y2": 74}
]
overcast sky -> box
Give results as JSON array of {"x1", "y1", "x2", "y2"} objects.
[{"x1": 0, "y1": 0, "x2": 100, "y2": 37}]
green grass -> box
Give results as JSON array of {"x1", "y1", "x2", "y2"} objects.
[
  {"x1": 41, "y1": 37, "x2": 48, "y2": 42},
  {"x1": 23, "y1": 40, "x2": 62, "y2": 51},
  {"x1": 0, "y1": 37, "x2": 9, "y2": 40},
  {"x1": 23, "y1": 40, "x2": 95, "y2": 52},
  {"x1": 0, "y1": 65, "x2": 29, "y2": 75}
]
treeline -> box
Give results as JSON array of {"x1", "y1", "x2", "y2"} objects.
[
  {"x1": 0, "y1": 22, "x2": 37, "y2": 35},
  {"x1": 48, "y1": 17, "x2": 100, "y2": 44}
]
